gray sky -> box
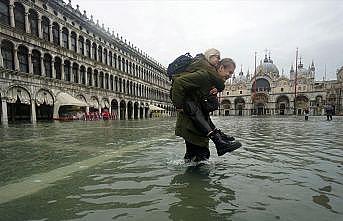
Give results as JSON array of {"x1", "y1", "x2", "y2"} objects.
[{"x1": 71, "y1": 0, "x2": 343, "y2": 80}]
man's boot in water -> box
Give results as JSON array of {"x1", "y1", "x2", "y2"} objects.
[{"x1": 208, "y1": 130, "x2": 242, "y2": 156}]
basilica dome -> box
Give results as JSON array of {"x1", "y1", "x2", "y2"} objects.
[{"x1": 256, "y1": 55, "x2": 279, "y2": 75}]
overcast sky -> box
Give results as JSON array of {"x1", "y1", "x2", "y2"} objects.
[{"x1": 71, "y1": 0, "x2": 343, "y2": 80}]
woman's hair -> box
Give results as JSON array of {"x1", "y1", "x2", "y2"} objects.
[{"x1": 218, "y1": 58, "x2": 236, "y2": 69}]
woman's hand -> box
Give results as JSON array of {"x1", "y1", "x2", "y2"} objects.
[{"x1": 209, "y1": 87, "x2": 218, "y2": 95}]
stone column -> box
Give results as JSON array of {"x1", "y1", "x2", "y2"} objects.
[
  {"x1": 49, "y1": 22, "x2": 53, "y2": 43},
  {"x1": 37, "y1": 16, "x2": 42, "y2": 38},
  {"x1": 9, "y1": 4, "x2": 15, "y2": 28},
  {"x1": 68, "y1": 32, "x2": 71, "y2": 50},
  {"x1": 28, "y1": 51, "x2": 33, "y2": 74},
  {"x1": 69, "y1": 64, "x2": 72, "y2": 83},
  {"x1": 142, "y1": 107, "x2": 145, "y2": 119},
  {"x1": 1, "y1": 99, "x2": 8, "y2": 125},
  {"x1": 60, "y1": 58, "x2": 64, "y2": 80},
  {"x1": 59, "y1": 30, "x2": 63, "y2": 47},
  {"x1": 84, "y1": 68, "x2": 88, "y2": 86},
  {"x1": 118, "y1": 106, "x2": 121, "y2": 120},
  {"x1": 0, "y1": 48, "x2": 3, "y2": 67},
  {"x1": 109, "y1": 106, "x2": 112, "y2": 114},
  {"x1": 75, "y1": 33, "x2": 79, "y2": 53},
  {"x1": 25, "y1": 8, "x2": 30, "y2": 33},
  {"x1": 51, "y1": 57, "x2": 56, "y2": 78},
  {"x1": 40, "y1": 55, "x2": 45, "y2": 76},
  {"x1": 30, "y1": 100, "x2": 36, "y2": 123},
  {"x1": 125, "y1": 105, "x2": 128, "y2": 119},
  {"x1": 86, "y1": 106, "x2": 89, "y2": 114},
  {"x1": 13, "y1": 47, "x2": 19, "y2": 71},
  {"x1": 78, "y1": 66, "x2": 81, "y2": 84},
  {"x1": 89, "y1": 41, "x2": 93, "y2": 59}
]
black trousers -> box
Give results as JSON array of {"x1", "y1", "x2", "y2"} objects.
[
  {"x1": 184, "y1": 101, "x2": 215, "y2": 136},
  {"x1": 184, "y1": 141, "x2": 210, "y2": 162}
]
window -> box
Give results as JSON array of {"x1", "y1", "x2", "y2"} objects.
[
  {"x1": 72, "y1": 64, "x2": 78, "y2": 83},
  {"x1": 17, "y1": 46, "x2": 29, "y2": 73},
  {"x1": 62, "y1": 28, "x2": 69, "y2": 49},
  {"x1": 52, "y1": 23, "x2": 60, "y2": 45},
  {"x1": 29, "y1": 10, "x2": 39, "y2": 37},
  {"x1": 0, "y1": 0, "x2": 10, "y2": 26},
  {"x1": 87, "y1": 68, "x2": 92, "y2": 86},
  {"x1": 92, "y1": 43, "x2": 97, "y2": 60},
  {"x1": 32, "y1": 50, "x2": 41, "y2": 75},
  {"x1": 227, "y1": 92, "x2": 229, "y2": 95},
  {"x1": 80, "y1": 66, "x2": 85, "y2": 84},
  {"x1": 94, "y1": 70, "x2": 98, "y2": 87},
  {"x1": 64, "y1": 61, "x2": 70, "y2": 81},
  {"x1": 78, "y1": 36, "x2": 84, "y2": 55},
  {"x1": 42, "y1": 17, "x2": 50, "y2": 41},
  {"x1": 54, "y1": 57, "x2": 62, "y2": 80},
  {"x1": 71, "y1": 32, "x2": 77, "y2": 52},
  {"x1": 103, "y1": 48, "x2": 107, "y2": 65},
  {"x1": 105, "y1": 74, "x2": 109, "y2": 89},
  {"x1": 281, "y1": 88, "x2": 284, "y2": 92},
  {"x1": 1, "y1": 40, "x2": 14, "y2": 70},
  {"x1": 99, "y1": 72, "x2": 104, "y2": 88},
  {"x1": 14, "y1": 3, "x2": 25, "y2": 32},
  {"x1": 109, "y1": 51, "x2": 113, "y2": 66},
  {"x1": 98, "y1": 46, "x2": 102, "y2": 62},
  {"x1": 86, "y1": 40, "x2": 91, "y2": 58},
  {"x1": 43, "y1": 54, "x2": 52, "y2": 78}
]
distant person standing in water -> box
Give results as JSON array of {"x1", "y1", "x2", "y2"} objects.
[
  {"x1": 325, "y1": 104, "x2": 333, "y2": 121},
  {"x1": 304, "y1": 108, "x2": 309, "y2": 121}
]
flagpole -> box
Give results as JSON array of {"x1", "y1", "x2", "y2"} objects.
[
  {"x1": 294, "y1": 48, "x2": 298, "y2": 115},
  {"x1": 253, "y1": 51, "x2": 257, "y2": 115}
]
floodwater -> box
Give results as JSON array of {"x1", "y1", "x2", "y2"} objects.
[{"x1": 0, "y1": 116, "x2": 342, "y2": 221}]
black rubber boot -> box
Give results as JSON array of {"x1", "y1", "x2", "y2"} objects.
[
  {"x1": 209, "y1": 130, "x2": 242, "y2": 156},
  {"x1": 216, "y1": 129, "x2": 235, "y2": 142}
]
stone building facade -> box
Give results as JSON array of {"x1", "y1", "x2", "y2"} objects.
[
  {"x1": 0, "y1": 0, "x2": 173, "y2": 125},
  {"x1": 218, "y1": 54, "x2": 343, "y2": 116}
]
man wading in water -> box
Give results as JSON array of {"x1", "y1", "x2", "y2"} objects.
[{"x1": 171, "y1": 49, "x2": 242, "y2": 163}]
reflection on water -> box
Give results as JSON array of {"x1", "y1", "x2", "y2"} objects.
[{"x1": 0, "y1": 116, "x2": 342, "y2": 221}]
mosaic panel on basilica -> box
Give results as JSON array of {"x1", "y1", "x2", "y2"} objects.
[
  {"x1": 0, "y1": 0, "x2": 173, "y2": 124},
  {"x1": 218, "y1": 54, "x2": 343, "y2": 116}
]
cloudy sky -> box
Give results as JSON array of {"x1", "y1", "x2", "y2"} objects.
[{"x1": 71, "y1": 0, "x2": 343, "y2": 80}]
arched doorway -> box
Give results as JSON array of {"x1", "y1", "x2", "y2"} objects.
[
  {"x1": 221, "y1": 100, "x2": 231, "y2": 116},
  {"x1": 101, "y1": 98, "x2": 110, "y2": 113},
  {"x1": 36, "y1": 89, "x2": 54, "y2": 120},
  {"x1": 7, "y1": 87, "x2": 31, "y2": 122},
  {"x1": 111, "y1": 99, "x2": 119, "y2": 119},
  {"x1": 234, "y1": 97, "x2": 245, "y2": 116},
  {"x1": 252, "y1": 93, "x2": 268, "y2": 115},
  {"x1": 89, "y1": 96, "x2": 100, "y2": 113},
  {"x1": 127, "y1": 101, "x2": 133, "y2": 119},
  {"x1": 134, "y1": 102, "x2": 139, "y2": 119},
  {"x1": 120, "y1": 100, "x2": 126, "y2": 120},
  {"x1": 295, "y1": 95, "x2": 309, "y2": 115},
  {"x1": 276, "y1": 95, "x2": 290, "y2": 115}
]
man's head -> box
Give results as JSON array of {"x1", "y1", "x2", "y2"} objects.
[
  {"x1": 204, "y1": 48, "x2": 220, "y2": 66},
  {"x1": 217, "y1": 58, "x2": 236, "y2": 81}
]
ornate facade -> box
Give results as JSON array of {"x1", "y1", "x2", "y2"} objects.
[
  {"x1": 218, "y1": 54, "x2": 343, "y2": 116},
  {"x1": 0, "y1": 0, "x2": 173, "y2": 125}
]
